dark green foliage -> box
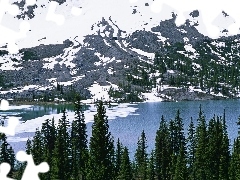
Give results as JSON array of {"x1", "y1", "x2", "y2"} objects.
[
  {"x1": 187, "y1": 117, "x2": 196, "y2": 180},
  {"x1": 87, "y1": 101, "x2": 115, "y2": 180},
  {"x1": 118, "y1": 147, "x2": 133, "y2": 180},
  {"x1": 194, "y1": 105, "x2": 208, "y2": 180},
  {"x1": 134, "y1": 130, "x2": 148, "y2": 180},
  {"x1": 229, "y1": 116, "x2": 240, "y2": 180},
  {"x1": 70, "y1": 94, "x2": 88, "y2": 179},
  {"x1": 155, "y1": 115, "x2": 171, "y2": 180},
  {"x1": 40, "y1": 118, "x2": 56, "y2": 180},
  {"x1": 173, "y1": 110, "x2": 185, "y2": 155},
  {"x1": 9, "y1": 104, "x2": 240, "y2": 180},
  {"x1": 206, "y1": 115, "x2": 230, "y2": 179},
  {"x1": 148, "y1": 151, "x2": 155, "y2": 180},
  {"x1": 173, "y1": 145, "x2": 188, "y2": 180},
  {"x1": 0, "y1": 121, "x2": 15, "y2": 177},
  {"x1": 31, "y1": 128, "x2": 44, "y2": 165},
  {"x1": 20, "y1": 50, "x2": 38, "y2": 61},
  {"x1": 0, "y1": 50, "x2": 8, "y2": 56},
  {"x1": 115, "y1": 138, "x2": 123, "y2": 177},
  {"x1": 51, "y1": 109, "x2": 71, "y2": 179},
  {"x1": 219, "y1": 110, "x2": 230, "y2": 180}
]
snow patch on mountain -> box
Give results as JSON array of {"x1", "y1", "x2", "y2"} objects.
[
  {"x1": 130, "y1": 48, "x2": 155, "y2": 60},
  {"x1": 85, "y1": 81, "x2": 119, "y2": 103},
  {"x1": 0, "y1": 53, "x2": 23, "y2": 70}
]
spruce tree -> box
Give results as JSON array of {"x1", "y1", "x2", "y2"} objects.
[
  {"x1": 50, "y1": 108, "x2": 71, "y2": 179},
  {"x1": 134, "y1": 130, "x2": 148, "y2": 180},
  {"x1": 155, "y1": 115, "x2": 171, "y2": 180},
  {"x1": 148, "y1": 150, "x2": 155, "y2": 180},
  {"x1": 174, "y1": 110, "x2": 185, "y2": 155},
  {"x1": 194, "y1": 105, "x2": 208, "y2": 180},
  {"x1": 87, "y1": 101, "x2": 115, "y2": 180},
  {"x1": 118, "y1": 147, "x2": 133, "y2": 180},
  {"x1": 70, "y1": 94, "x2": 88, "y2": 180},
  {"x1": 41, "y1": 118, "x2": 56, "y2": 180},
  {"x1": 168, "y1": 110, "x2": 185, "y2": 179},
  {"x1": 14, "y1": 138, "x2": 32, "y2": 179},
  {"x1": 31, "y1": 128, "x2": 44, "y2": 168},
  {"x1": 219, "y1": 110, "x2": 230, "y2": 180},
  {"x1": 173, "y1": 145, "x2": 188, "y2": 180},
  {"x1": 206, "y1": 116, "x2": 220, "y2": 179},
  {"x1": 229, "y1": 116, "x2": 240, "y2": 180},
  {"x1": 187, "y1": 117, "x2": 196, "y2": 180},
  {"x1": 0, "y1": 131, "x2": 15, "y2": 177},
  {"x1": 116, "y1": 138, "x2": 123, "y2": 177}
]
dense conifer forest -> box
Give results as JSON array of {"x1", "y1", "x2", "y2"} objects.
[{"x1": 1, "y1": 95, "x2": 240, "y2": 179}]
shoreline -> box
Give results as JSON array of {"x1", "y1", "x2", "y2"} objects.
[{"x1": 7, "y1": 96, "x2": 239, "y2": 107}]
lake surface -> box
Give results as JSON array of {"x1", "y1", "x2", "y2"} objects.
[{"x1": 1, "y1": 99, "x2": 240, "y2": 159}]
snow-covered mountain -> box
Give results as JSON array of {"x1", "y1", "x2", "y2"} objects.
[{"x1": 0, "y1": 0, "x2": 240, "y2": 102}]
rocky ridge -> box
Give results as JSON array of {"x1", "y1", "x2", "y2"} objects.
[{"x1": 0, "y1": 11, "x2": 237, "y2": 102}]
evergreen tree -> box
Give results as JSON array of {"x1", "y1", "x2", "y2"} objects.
[
  {"x1": 134, "y1": 130, "x2": 148, "y2": 180},
  {"x1": 116, "y1": 138, "x2": 123, "y2": 177},
  {"x1": 148, "y1": 150, "x2": 155, "y2": 180},
  {"x1": 70, "y1": 94, "x2": 88, "y2": 180},
  {"x1": 14, "y1": 138, "x2": 32, "y2": 179},
  {"x1": 229, "y1": 116, "x2": 240, "y2": 180},
  {"x1": 118, "y1": 147, "x2": 133, "y2": 180},
  {"x1": 168, "y1": 110, "x2": 185, "y2": 179},
  {"x1": 50, "y1": 108, "x2": 71, "y2": 179},
  {"x1": 174, "y1": 110, "x2": 185, "y2": 155},
  {"x1": 155, "y1": 115, "x2": 171, "y2": 180},
  {"x1": 219, "y1": 110, "x2": 230, "y2": 180},
  {"x1": 31, "y1": 128, "x2": 44, "y2": 165},
  {"x1": 41, "y1": 118, "x2": 56, "y2": 180},
  {"x1": 0, "y1": 121, "x2": 15, "y2": 177},
  {"x1": 187, "y1": 117, "x2": 196, "y2": 180},
  {"x1": 206, "y1": 116, "x2": 221, "y2": 179},
  {"x1": 173, "y1": 145, "x2": 188, "y2": 180},
  {"x1": 194, "y1": 105, "x2": 208, "y2": 180},
  {"x1": 87, "y1": 101, "x2": 115, "y2": 180}
]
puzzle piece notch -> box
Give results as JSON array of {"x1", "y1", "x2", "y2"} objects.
[
  {"x1": 0, "y1": 99, "x2": 19, "y2": 136},
  {"x1": 0, "y1": 117, "x2": 19, "y2": 136},
  {"x1": 16, "y1": 151, "x2": 49, "y2": 180},
  {"x1": 150, "y1": 0, "x2": 240, "y2": 38},
  {"x1": 0, "y1": 0, "x2": 31, "y2": 54},
  {"x1": 0, "y1": 99, "x2": 9, "y2": 111},
  {"x1": 129, "y1": 0, "x2": 138, "y2": 3},
  {"x1": 46, "y1": 1, "x2": 82, "y2": 25},
  {"x1": 46, "y1": 1, "x2": 65, "y2": 25},
  {"x1": 26, "y1": 0, "x2": 37, "y2": 6},
  {"x1": 0, "y1": 163, "x2": 15, "y2": 180}
]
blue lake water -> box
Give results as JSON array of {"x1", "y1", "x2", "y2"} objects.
[
  {"x1": 107, "y1": 100, "x2": 240, "y2": 158},
  {"x1": 1, "y1": 100, "x2": 240, "y2": 159}
]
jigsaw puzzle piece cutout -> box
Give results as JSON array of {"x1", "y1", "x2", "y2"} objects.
[
  {"x1": 16, "y1": 151, "x2": 49, "y2": 180},
  {"x1": 25, "y1": 0, "x2": 37, "y2": 6},
  {"x1": 0, "y1": 117, "x2": 19, "y2": 136},
  {"x1": 46, "y1": 1, "x2": 65, "y2": 25},
  {"x1": 0, "y1": 99, "x2": 9, "y2": 111},
  {"x1": 0, "y1": 0, "x2": 31, "y2": 53},
  {"x1": 0, "y1": 163, "x2": 15, "y2": 180},
  {"x1": 129, "y1": 0, "x2": 138, "y2": 3},
  {"x1": 217, "y1": 1, "x2": 240, "y2": 35},
  {"x1": 0, "y1": 99, "x2": 19, "y2": 136},
  {"x1": 150, "y1": 0, "x2": 221, "y2": 38},
  {"x1": 46, "y1": 1, "x2": 82, "y2": 25},
  {"x1": 152, "y1": 0, "x2": 240, "y2": 37},
  {"x1": 71, "y1": 6, "x2": 82, "y2": 16}
]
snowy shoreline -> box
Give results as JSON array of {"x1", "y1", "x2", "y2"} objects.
[{"x1": 4, "y1": 102, "x2": 139, "y2": 143}]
